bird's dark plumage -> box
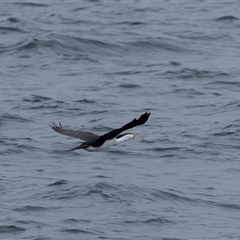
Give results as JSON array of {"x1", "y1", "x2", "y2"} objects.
[
  {"x1": 50, "y1": 112, "x2": 151, "y2": 151},
  {"x1": 90, "y1": 112, "x2": 150, "y2": 147}
]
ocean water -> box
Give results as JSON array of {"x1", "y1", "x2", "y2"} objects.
[{"x1": 1, "y1": 1, "x2": 240, "y2": 239}]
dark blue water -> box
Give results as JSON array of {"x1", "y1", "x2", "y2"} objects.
[{"x1": 1, "y1": 1, "x2": 240, "y2": 239}]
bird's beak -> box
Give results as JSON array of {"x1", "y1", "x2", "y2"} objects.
[{"x1": 133, "y1": 134, "x2": 141, "y2": 139}]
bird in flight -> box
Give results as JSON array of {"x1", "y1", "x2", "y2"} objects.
[{"x1": 50, "y1": 112, "x2": 151, "y2": 151}]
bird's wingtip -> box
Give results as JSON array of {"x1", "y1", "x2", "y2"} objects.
[
  {"x1": 49, "y1": 121, "x2": 62, "y2": 130},
  {"x1": 49, "y1": 122, "x2": 55, "y2": 128}
]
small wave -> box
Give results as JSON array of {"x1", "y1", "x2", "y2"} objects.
[
  {"x1": 119, "y1": 83, "x2": 142, "y2": 89},
  {"x1": 14, "y1": 205, "x2": 48, "y2": 212},
  {"x1": 64, "y1": 218, "x2": 91, "y2": 223},
  {"x1": 222, "y1": 122, "x2": 240, "y2": 130},
  {"x1": 212, "y1": 121, "x2": 240, "y2": 137},
  {"x1": 18, "y1": 94, "x2": 66, "y2": 110},
  {"x1": 61, "y1": 228, "x2": 94, "y2": 234},
  {"x1": 16, "y1": 219, "x2": 48, "y2": 226},
  {"x1": 83, "y1": 183, "x2": 189, "y2": 206},
  {"x1": 146, "y1": 147, "x2": 182, "y2": 152},
  {"x1": 116, "y1": 21, "x2": 145, "y2": 26},
  {"x1": 143, "y1": 217, "x2": 173, "y2": 224},
  {"x1": 209, "y1": 80, "x2": 240, "y2": 87},
  {"x1": 22, "y1": 95, "x2": 53, "y2": 103},
  {"x1": 84, "y1": 182, "x2": 117, "y2": 196},
  {"x1": 41, "y1": 183, "x2": 87, "y2": 200},
  {"x1": 6, "y1": 17, "x2": 21, "y2": 23},
  {"x1": 13, "y1": 2, "x2": 48, "y2": 7},
  {"x1": 126, "y1": 38, "x2": 187, "y2": 53},
  {"x1": 105, "y1": 70, "x2": 142, "y2": 76},
  {"x1": 71, "y1": 7, "x2": 87, "y2": 12},
  {"x1": 0, "y1": 26, "x2": 27, "y2": 33},
  {"x1": 95, "y1": 175, "x2": 110, "y2": 178},
  {"x1": 49, "y1": 33, "x2": 122, "y2": 57},
  {"x1": 0, "y1": 38, "x2": 36, "y2": 54},
  {"x1": 33, "y1": 238, "x2": 51, "y2": 240},
  {"x1": 151, "y1": 189, "x2": 240, "y2": 210},
  {"x1": 124, "y1": 217, "x2": 173, "y2": 225},
  {"x1": 94, "y1": 182, "x2": 118, "y2": 190},
  {"x1": 74, "y1": 99, "x2": 96, "y2": 104},
  {"x1": 222, "y1": 100, "x2": 240, "y2": 109},
  {"x1": 212, "y1": 131, "x2": 235, "y2": 136},
  {"x1": 149, "y1": 189, "x2": 195, "y2": 203},
  {"x1": 48, "y1": 180, "x2": 69, "y2": 186},
  {"x1": 169, "y1": 61, "x2": 181, "y2": 66},
  {"x1": 216, "y1": 202, "x2": 240, "y2": 211},
  {"x1": 0, "y1": 225, "x2": 25, "y2": 233},
  {"x1": 222, "y1": 124, "x2": 235, "y2": 130},
  {"x1": 173, "y1": 88, "x2": 204, "y2": 96},
  {"x1": 0, "y1": 113, "x2": 31, "y2": 125},
  {"x1": 215, "y1": 16, "x2": 238, "y2": 21},
  {"x1": 164, "y1": 68, "x2": 228, "y2": 79}
]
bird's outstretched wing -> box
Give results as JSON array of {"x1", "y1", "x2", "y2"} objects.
[
  {"x1": 49, "y1": 122, "x2": 99, "y2": 141},
  {"x1": 92, "y1": 112, "x2": 151, "y2": 146}
]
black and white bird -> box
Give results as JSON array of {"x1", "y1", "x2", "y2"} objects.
[{"x1": 50, "y1": 112, "x2": 150, "y2": 151}]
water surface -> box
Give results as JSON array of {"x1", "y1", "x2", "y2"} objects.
[{"x1": 1, "y1": 1, "x2": 240, "y2": 239}]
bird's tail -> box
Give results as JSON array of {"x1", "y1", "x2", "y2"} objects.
[{"x1": 69, "y1": 144, "x2": 83, "y2": 151}]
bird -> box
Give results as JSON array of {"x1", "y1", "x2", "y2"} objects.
[{"x1": 49, "y1": 112, "x2": 151, "y2": 151}]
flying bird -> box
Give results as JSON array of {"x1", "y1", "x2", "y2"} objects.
[{"x1": 49, "y1": 112, "x2": 151, "y2": 151}]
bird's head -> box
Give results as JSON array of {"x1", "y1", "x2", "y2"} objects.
[{"x1": 116, "y1": 133, "x2": 141, "y2": 143}]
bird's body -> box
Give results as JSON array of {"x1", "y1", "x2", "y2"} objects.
[
  {"x1": 86, "y1": 139, "x2": 117, "y2": 151},
  {"x1": 50, "y1": 112, "x2": 150, "y2": 151},
  {"x1": 80, "y1": 138, "x2": 119, "y2": 152}
]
